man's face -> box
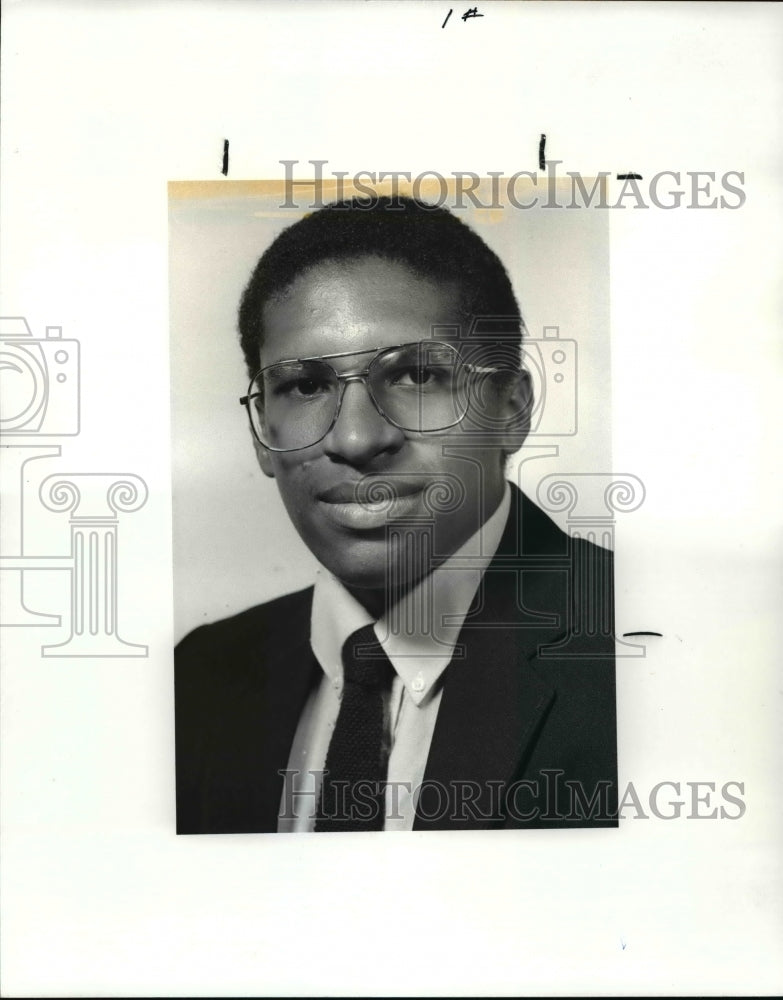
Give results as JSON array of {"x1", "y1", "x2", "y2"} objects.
[{"x1": 253, "y1": 257, "x2": 528, "y2": 598}]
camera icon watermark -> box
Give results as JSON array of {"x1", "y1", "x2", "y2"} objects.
[
  {"x1": 523, "y1": 325, "x2": 577, "y2": 437},
  {"x1": 428, "y1": 318, "x2": 578, "y2": 440},
  {"x1": 0, "y1": 315, "x2": 148, "y2": 656},
  {"x1": 0, "y1": 318, "x2": 80, "y2": 435}
]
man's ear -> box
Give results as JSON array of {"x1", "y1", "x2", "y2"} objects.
[
  {"x1": 498, "y1": 368, "x2": 533, "y2": 454},
  {"x1": 252, "y1": 435, "x2": 276, "y2": 478}
]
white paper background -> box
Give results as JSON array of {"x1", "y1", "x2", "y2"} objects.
[{"x1": 2, "y1": 1, "x2": 781, "y2": 996}]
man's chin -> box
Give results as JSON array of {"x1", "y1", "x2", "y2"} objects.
[
  {"x1": 313, "y1": 537, "x2": 432, "y2": 597},
  {"x1": 319, "y1": 557, "x2": 399, "y2": 594}
]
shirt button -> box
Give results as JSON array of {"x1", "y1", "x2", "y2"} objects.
[{"x1": 412, "y1": 674, "x2": 426, "y2": 693}]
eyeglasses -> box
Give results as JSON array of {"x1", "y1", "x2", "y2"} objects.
[{"x1": 239, "y1": 340, "x2": 512, "y2": 452}]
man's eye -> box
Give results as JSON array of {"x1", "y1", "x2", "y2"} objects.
[
  {"x1": 275, "y1": 376, "x2": 330, "y2": 398},
  {"x1": 293, "y1": 378, "x2": 325, "y2": 396},
  {"x1": 393, "y1": 366, "x2": 440, "y2": 387}
]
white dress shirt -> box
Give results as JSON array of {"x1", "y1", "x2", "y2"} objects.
[{"x1": 278, "y1": 483, "x2": 511, "y2": 832}]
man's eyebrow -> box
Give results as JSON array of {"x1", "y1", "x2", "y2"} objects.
[
  {"x1": 292, "y1": 345, "x2": 386, "y2": 364},
  {"x1": 261, "y1": 343, "x2": 408, "y2": 368}
]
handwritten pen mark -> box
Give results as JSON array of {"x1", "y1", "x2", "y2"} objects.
[
  {"x1": 442, "y1": 8, "x2": 452, "y2": 27},
  {"x1": 621, "y1": 938, "x2": 627, "y2": 951},
  {"x1": 461, "y1": 6, "x2": 483, "y2": 21},
  {"x1": 222, "y1": 139, "x2": 229, "y2": 177},
  {"x1": 539, "y1": 134, "x2": 546, "y2": 170},
  {"x1": 617, "y1": 173, "x2": 642, "y2": 180},
  {"x1": 622, "y1": 631, "x2": 662, "y2": 638}
]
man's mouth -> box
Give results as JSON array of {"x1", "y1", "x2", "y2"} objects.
[
  {"x1": 316, "y1": 479, "x2": 425, "y2": 530},
  {"x1": 317, "y1": 479, "x2": 423, "y2": 505}
]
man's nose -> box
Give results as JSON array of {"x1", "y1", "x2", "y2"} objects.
[{"x1": 322, "y1": 379, "x2": 404, "y2": 465}]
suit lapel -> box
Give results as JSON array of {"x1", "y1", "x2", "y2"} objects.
[
  {"x1": 258, "y1": 638, "x2": 320, "y2": 788},
  {"x1": 222, "y1": 592, "x2": 319, "y2": 833},
  {"x1": 414, "y1": 485, "x2": 569, "y2": 831}
]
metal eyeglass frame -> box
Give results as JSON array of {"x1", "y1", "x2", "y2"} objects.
[{"x1": 239, "y1": 340, "x2": 514, "y2": 453}]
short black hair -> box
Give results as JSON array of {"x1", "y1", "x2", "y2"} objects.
[{"x1": 237, "y1": 195, "x2": 523, "y2": 376}]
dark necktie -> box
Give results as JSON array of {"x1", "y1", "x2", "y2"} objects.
[{"x1": 315, "y1": 624, "x2": 395, "y2": 832}]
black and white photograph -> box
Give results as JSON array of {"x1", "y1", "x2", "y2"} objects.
[{"x1": 170, "y1": 179, "x2": 617, "y2": 834}]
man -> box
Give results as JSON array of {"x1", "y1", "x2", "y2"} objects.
[{"x1": 175, "y1": 195, "x2": 617, "y2": 833}]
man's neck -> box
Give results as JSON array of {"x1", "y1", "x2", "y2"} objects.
[{"x1": 343, "y1": 584, "x2": 387, "y2": 620}]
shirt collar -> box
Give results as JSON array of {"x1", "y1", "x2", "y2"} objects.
[{"x1": 310, "y1": 483, "x2": 511, "y2": 707}]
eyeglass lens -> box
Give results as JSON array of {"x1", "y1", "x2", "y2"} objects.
[{"x1": 247, "y1": 343, "x2": 469, "y2": 450}]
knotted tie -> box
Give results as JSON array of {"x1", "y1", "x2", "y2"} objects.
[{"x1": 315, "y1": 624, "x2": 395, "y2": 832}]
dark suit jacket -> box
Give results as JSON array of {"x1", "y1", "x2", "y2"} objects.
[{"x1": 175, "y1": 484, "x2": 618, "y2": 833}]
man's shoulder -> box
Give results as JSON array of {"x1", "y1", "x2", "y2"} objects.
[
  {"x1": 175, "y1": 586, "x2": 314, "y2": 662},
  {"x1": 499, "y1": 485, "x2": 614, "y2": 651},
  {"x1": 511, "y1": 483, "x2": 613, "y2": 564}
]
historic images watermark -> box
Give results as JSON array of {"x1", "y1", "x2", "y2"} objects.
[
  {"x1": 279, "y1": 770, "x2": 747, "y2": 825},
  {"x1": 279, "y1": 160, "x2": 747, "y2": 211}
]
